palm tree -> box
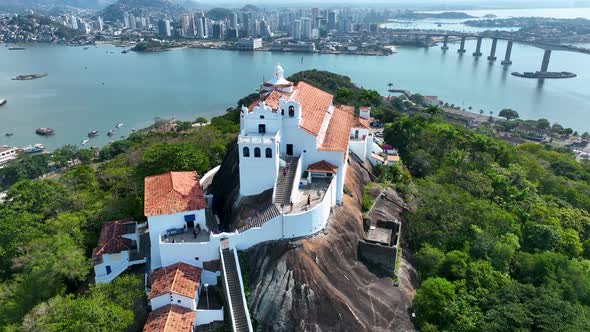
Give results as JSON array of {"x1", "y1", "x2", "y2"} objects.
[
  {"x1": 387, "y1": 82, "x2": 393, "y2": 97},
  {"x1": 479, "y1": 109, "x2": 484, "y2": 115}
]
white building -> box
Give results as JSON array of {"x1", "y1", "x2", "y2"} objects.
[
  {"x1": 0, "y1": 146, "x2": 18, "y2": 165},
  {"x1": 238, "y1": 37, "x2": 263, "y2": 50},
  {"x1": 148, "y1": 262, "x2": 202, "y2": 311},
  {"x1": 238, "y1": 64, "x2": 372, "y2": 205},
  {"x1": 92, "y1": 219, "x2": 146, "y2": 283},
  {"x1": 144, "y1": 172, "x2": 209, "y2": 271}
]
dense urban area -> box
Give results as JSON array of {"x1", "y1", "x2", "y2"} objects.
[{"x1": 1, "y1": 1, "x2": 590, "y2": 54}]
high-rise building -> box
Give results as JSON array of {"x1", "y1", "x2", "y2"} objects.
[
  {"x1": 97, "y1": 16, "x2": 104, "y2": 32},
  {"x1": 129, "y1": 14, "x2": 137, "y2": 29},
  {"x1": 212, "y1": 22, "x2": 225, "y2": 40},
  {"x1": 231, "y1": 12, "x2": 238, "y2": 30},
  {"x1": 158, "y1": 19, "x2": 171, "y2": 37},
  {"x1": 301, "y1": 17, "x2": 312, "y2": 40},
  {"x1": 292, "y1": 19, "x2": 301, "y2": 40},
  {"x1": 122, "y1": 12, "x2": 129, "y2": 28},
  {"x1": 312, "y1": 7, "x2": 320, "y2": 28},
  {"x1": 181, "y1": 13, "x2": 195, "y2": 36},
  {"x1": 70, "y1": 14, "x2": 78, "y2": 30},
  {"x1": 328, "y1": 11, "x2": 337, "y2": 30}
]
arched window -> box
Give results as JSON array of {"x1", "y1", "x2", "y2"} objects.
[
  {"x1": 288, "y1": 106, "x2": 295, "y2": 117},
  {"x1": 281, "y1": 109, "x2": 285, "y2": 116},
  {"x1": 254, "y1": 147, "x2": 261, "y2": 158},
  {"x1": 243, "y1": 147, "x2": 250, "y2": 157},
  {"x1": 265, "y1": 148, "x2": 272, "y2": 158}
]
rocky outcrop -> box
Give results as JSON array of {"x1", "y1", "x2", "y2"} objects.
[
  {"x1": 244, "y1": 158, "x2": 415, "y2": 332},
  {"x1": 208, "y1": 141, "x2": 274, "y2": 231}
]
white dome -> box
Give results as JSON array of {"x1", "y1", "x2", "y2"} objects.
[{"x1": 266, "y1": 63, "x2": 290, "y2": 86}]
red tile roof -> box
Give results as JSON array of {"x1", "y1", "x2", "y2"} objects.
[
  {"x1": 144, "y1": 172, "x2": 206, "y2": 217},
  {"x1": 319, "y1": 105, "x2": 354, "y2": 153},
  {"x1": 296, "y1": 82, "x2": 335, "y2": 136},
  {"x1": 307, "y1": 160, "x2": 338, "y2": 173},
  {"x1": 352, "y1": 116, "x2": 370, "y2": 129},
  {"x1": 247, "y1": 89, "x2": 295, "y2": 113},
  {"x1": 92, "y1": 219, "x2": 135, "y2": 265},
  {"x1": 148, "y1": 262, "x2": 202, "y2": 300},
  {"x1": 143, "y1": 305, "x2": 195, "y2": 332}
]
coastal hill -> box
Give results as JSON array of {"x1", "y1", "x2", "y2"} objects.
[{"x1": 98, "y1": 0, "x2": 185, "y2": 21}]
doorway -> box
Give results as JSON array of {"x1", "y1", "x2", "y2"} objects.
[{"x1": 286, "y1": 144, "x2": 293, "y2": 156}]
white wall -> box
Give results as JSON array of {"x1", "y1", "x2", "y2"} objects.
[
  {"x1": 150, "y1": 292, "x2": 197, "y2": 311},
  {"x1": 94, "y1": 251, "x2": 139, "y2": 283},
  {"x1": 159, "y1": 236, "x2": 222, "y2": 269},
  {"x1": 195, "y1": 308, "x2": 224, "y2": 326},
  {"x1": 149, "y1": 209, "x2": 207, "y2": 270},
  {"x1": 238, "y1": 134, "x2": 279, "y2": 197}
]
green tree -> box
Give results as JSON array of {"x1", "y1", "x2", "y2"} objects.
[
  {"x1": 498, "y1": 109, "x2": 519, "y2": 120},
  {"x1": 416, "y1": 245, "x2": 445, "y2": 279},
  {"x1": 413, "y1": 277, "x2": 456, "y2": 329},
  {"x1": 135, "y1": 142, "x2": 210, "y2": 180}
]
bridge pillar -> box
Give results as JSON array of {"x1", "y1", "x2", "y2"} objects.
[
  {"x1": 540, "y1": 49, "x2": 552, "y2": 72},
  {"x1": 457, "y1": 37, "x2": 466, "y2": 54},
  {"x1": 501, "y1": 41, "x2": 513, "y2": 65},
  {"x1": 473, "y1": 37, "x2": 483, "y2": 56},
  {"x1": 441, "y1": 35, "x2": 449, "y2": 50},
  {"x1": 487, "y1": 38, "x2": 498, "y2": 61}
]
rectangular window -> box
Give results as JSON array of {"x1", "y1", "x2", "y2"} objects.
[
  {"x1": 184, "y1": 214, "x2": 196, "y2": 222},
  {"x1": 106, "y1": 265, "x2": 112, "y2": 275},
  {"x1": 258, "y1": 124, "x2": 266, "y2": 134}
]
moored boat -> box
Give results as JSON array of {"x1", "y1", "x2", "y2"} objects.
[
  {"x1": 5, "y1": 132, "x2": 13, "y2": 136},
  {"x1": 0, "y1": 99, "x2": 6, "y2": 106},
  {"x1": 81, "y1": 139, "x2": 89, "y2": 145},
  {"x1": 116, "y1": 123, "x2": 124, "y2": 129},
  {"x1": 23, "y1": 144, "x2": 45, "y2": 153},
  {"x1": 35, "y1": 127, "x2": 55, "y2": 136},
  {"x1": 107, "y1": 129, "x2": 115, "y2": 137},
  {"x1": 88, "y1": 130, "x2": 99, "y2": 137}
]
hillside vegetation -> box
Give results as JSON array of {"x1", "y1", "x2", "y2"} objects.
[{"x1": 384, "y1": 114, "x2": 590, "y2": 331}]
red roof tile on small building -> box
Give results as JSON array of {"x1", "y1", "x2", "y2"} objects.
[
  {"x1": 319, "y1": 105, "x2": 354, "y2": 153},
  {"x1": 148, "y1": 262, "x2": 202, "y2": 300},
  {"x1": 296, "y1": 82, "x2": 335, "y2": 136},
  {"x1": 307, "y1": 160, "x2": 338, "y2": 173},
  {"x1": 92, "y1": 219, "x2": 135, "y2": 265},
  {"x1": 144, "y1": 172, "x2": 206, "y2": 217},
  {"x1": 351, "y1": 116, "x2": 370, "y2": 129},
  {"x1": 143, "y1": 305, "x2": 195, "y2": 332}
]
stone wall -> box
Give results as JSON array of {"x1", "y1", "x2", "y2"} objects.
[{"x1": 357, "y1": 240, "x2": 398, "y2": 277}]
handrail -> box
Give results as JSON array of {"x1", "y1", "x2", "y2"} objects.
[
  {"x1": 219, "y1": 247, "x2": 238, "y2": 332},
  {"x1": 232, "y1": 248, "x2": 254, "y2": 331}
]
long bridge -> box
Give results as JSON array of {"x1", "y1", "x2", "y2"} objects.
[{"x1": 384, "y1": 30, "x2": 590, "y2": 73}]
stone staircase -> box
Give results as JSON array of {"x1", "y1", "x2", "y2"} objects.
[
  {"x1": 274, "y1": 156, "x2": 300, "y2": 205},
  {"x1": 238, "y1": 204, "x2": 281, "y2": 233},
  {"x1": 221, "y1": 248, "x2": 252, "y2": 332}
]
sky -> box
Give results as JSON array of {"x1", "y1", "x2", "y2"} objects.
[{"x1": 199, "y1": 0, "x2": 590, "y2": 9}]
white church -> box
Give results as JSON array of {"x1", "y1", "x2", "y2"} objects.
[{"x1": 93, "y1": 65, "x2": 380, "y2": 332}]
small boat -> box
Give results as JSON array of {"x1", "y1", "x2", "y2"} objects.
[
  {"x1": 83, "y1": 47, "x2": 89, "y2": 50},
  {"x1": 116, "y1": 123, "x2": 124, "y2": 129},
  {"x1": 23, "y1": 144, "x2": 45, "y2": 153},
  {"x1": 88, "y1": 130, "x2": 99, "y2": 137},
  {"x1": 81, "y1": 139, "x2": 89, "y2": 145},
  {"x1": 0, "y1": 99, "x2": 6, "y2": 106},
  {"x1": 107, "y1": 129, "x2": 115, "y2": 137},
  {"x1": 8, "y1": 47, "x2": 26, "y2": 50},
  {"x1": 5, "y1": 132, "x2": 13, "y2": 136},
  {"x1": 35, "y1": 127, "x2": 55, "y2": 136},
  {"x1": 121, "y1": 50, "x2": 129, "y2": 54}
]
